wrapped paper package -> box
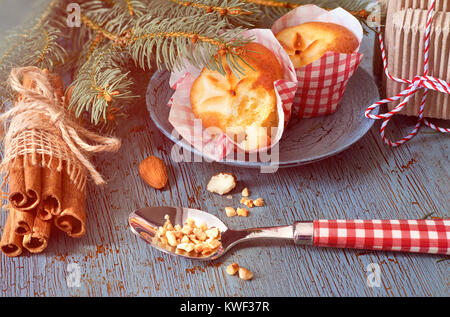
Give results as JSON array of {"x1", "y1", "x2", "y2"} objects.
[{"x1": 380, "y1": 0, "x2": 450, "y2": 119}]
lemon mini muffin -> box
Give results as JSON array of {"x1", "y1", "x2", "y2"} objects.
[
  {"x1": 275, "y1": 22, "x2": 359, "y2": 67},
  {"x1": 190, "y1": 43, "x2": 283, "y2": 150}
]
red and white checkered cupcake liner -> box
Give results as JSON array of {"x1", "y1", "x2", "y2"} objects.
[
  {"x1": 272, "y1": 5, "x2": 364, "y2": 118},
  {"x1": 168, "y1": 29, "x2": 297, "y2": 161}
]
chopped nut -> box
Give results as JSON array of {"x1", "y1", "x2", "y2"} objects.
[
  {"x1": 253, "y1": 197, "x2": 264, "y2": 207},
  {"x1": 194, "y1": 243, "x2": 204, "y2": 253},
  {"x1": 186, "y1": 218, "x2": 196, "y2": 228},
  {"x1": 180, "y1": 235, "x2": 190, "y2": 244},
  {"x1": 241, "y1": 187, "x2": 250, "y2": 197},
  {"x1": 166, "y1": 231, "x2": 178, "y2": 246},
  {"x1": 193, "y1": 228, "x2": 207, "y2": 241},
  {"x1": 177, "y1": 243, "x2": 195, "y2": 253},
  {"x1": 189, "y1": 235, "x2": 201, "y2": 245},
  {"x1": 201, "y1": 247, "x2": 213, "y2": 256},
  {"x1": 226, "y1": 195, "x2": 233, "y2": 199},
  {"x1": 174, "y1": 224, "x2": 182, "y2": 231},
  {"x1": 158, "y1": 226, "x2": 166, "y2": 236},
  {"x1": 205, "y1": 227, "x2": 219, "y2": 239},
  {"x1": 207, "y1": 173, "x2": 237, "y2": 195},
  {"x1": 236, "y1": 207, "x2": 249, "y2": 217},
  {"x1": 199, "y1": 222, "x2": 208, "y2": 232},
  {"x1": 238, "y1": 267, "x2": 253, "y2": 280},
  {"x1": 181, "y1": 226, "x2": 193, "y2": 235},
  {"x1": 165, "y1": 222, "x2": 174, "y2": 231},
  {"x1": 240, "y1": 197, "x2": 254, "y2": 208},
  {"x1": 206, "y1": 237, "x2": 221, "y2": 249},
  {"x1": 225, "y1": 207, "x2": 237, "y2": 217},
  {"x1": 226, "y1": 263, "x2": 239, "y2": 275}
]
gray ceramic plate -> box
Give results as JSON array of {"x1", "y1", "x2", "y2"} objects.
[{"x1": 146, "y1": 67, "x2": 379, "y2": 168}]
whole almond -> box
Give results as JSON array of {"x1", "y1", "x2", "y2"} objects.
[{"x1": 139, "y1": 155, "x2": 168, "y2": 189}]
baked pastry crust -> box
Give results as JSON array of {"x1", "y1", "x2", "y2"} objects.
[
  {"x1": 275, "y1": 22, "x2": 359, "y2": 67},
  {"x1": 190, "y1": 43, "x2": 283, "y2": 148}
]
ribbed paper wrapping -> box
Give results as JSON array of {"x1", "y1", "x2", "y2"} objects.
[{"x1": 382, "y1": 1, "x2": 450, "y2": 119}]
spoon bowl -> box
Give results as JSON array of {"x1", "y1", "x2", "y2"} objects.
[{"x1": 128, "y1": 206, "x2": 298, "y2": 261}]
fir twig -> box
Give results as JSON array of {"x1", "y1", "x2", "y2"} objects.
[
  {"x1": 150, "y1": 0, "x2": 262, "y2": 27},
  {"x1": 69, "y1": 45, "x2": 137, "y2": 127},
  {"x1": 126, "y1": 0, "x2": 135, "y2": 15},
  {"x1": 128, "y1": 14, "x2": 253, "y2": 73},
  {"x1": 169, "y1": 0, "x2": 254, "y2": 16},
  {"x1": 240, "y1": 0, "x2": 373, "y2": 22}
]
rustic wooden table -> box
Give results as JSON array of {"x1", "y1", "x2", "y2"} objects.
[{"x1": 1, "y1": 1, "x2": 449, "y2": 297}]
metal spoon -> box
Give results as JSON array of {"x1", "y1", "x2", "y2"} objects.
[{"x1": 128, "y1": 206, "x2": 450, "y2": 260}]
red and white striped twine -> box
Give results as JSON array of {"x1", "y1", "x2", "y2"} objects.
[{"x1": 365, "y1": 0, "x2": 450, "y2": 147}]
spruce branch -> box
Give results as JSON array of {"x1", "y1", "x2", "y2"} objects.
[
  {"x1": 149, "y1": 0, "x2": 262, "y2": 27},
  {"x1": 80, "y1": 13, "x2": 122, "y2": 44},
  {"x1": 128, "y1": 14, "x2": 253, "y2": 74},
  {"x1": 170, "y1": 0, "x2": 254, "y2": 16},
  {"x1": 240, "y1": 0, "x2": 373, "y2": 22},
  {"x1": 68, "y1": 45, "x2": 137, "y2": 128}
]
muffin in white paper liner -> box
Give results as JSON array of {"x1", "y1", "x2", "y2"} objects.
[
  {"x1": 167, "y1": 29, "x2": 298, "y2": 161},
  {"x1": 272, "y1": 5, "x2": 364, "y2": 118}
]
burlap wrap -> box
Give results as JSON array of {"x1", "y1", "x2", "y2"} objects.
[{"x1": 0, "y1": 66, "x2": 121, "y2": 191}]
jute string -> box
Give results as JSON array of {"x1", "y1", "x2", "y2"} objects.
[{"x1": 0, "y1": 66, "x2": 121, "y2": 190}]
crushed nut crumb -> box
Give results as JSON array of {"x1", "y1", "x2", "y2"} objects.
[
  {"x1": 207, "y1": 173, "x2": 237, "y2": 195},
  {"x1": 226, "y1": 262, "x2": 240, "y2": 275},
  {"x1": 238, "y1": 267, "x2": 254, "y2": 280},
  {"x1": 225, "y1": 207, "x2": 237, "y2": 217},
  {"x1": 236, "y1": 207, "x2": 249, "y2": 217},
  {"x1": 241, "y1": 187, "x2": 250, "y2": 197},
  {"x1": 240, "y1": 197, "x2": 254, "y2": 208},
  {"x1": 253, "y1": 198, "x2": 264, "y2": 207}
]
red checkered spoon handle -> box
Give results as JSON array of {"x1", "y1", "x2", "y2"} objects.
[{"x1": 294, "y1": 219, "x2": 449, "y2": 255}]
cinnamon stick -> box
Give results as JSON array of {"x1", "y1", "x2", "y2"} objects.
[
  {"x1": 54, "y1": 171, "x2": 86, "y2": 238},
  {"x1": 38, "y1": 71, "x2": 64, "y2": 220},
  {"x1": 8, "y1": 155, "x2": 28, "y2": 209},
  {"x1": 9, "y1": 71, "x2": 43, "y2": 211},
  {"x1": 23, "y1": 208, "x2": 51, "y2": 253},
  {"x1": 22, "y1": 153, "x2": 41, "y2": 211},
  {"x1": 40, "y1": 154, "x2": 62, "y2": 219},
  {"x1": 12, "y1": 207, "x2": 35, "y2": 236},
  {"x1": 1, "y1": 208, "x2": 24, "y2": 257}
]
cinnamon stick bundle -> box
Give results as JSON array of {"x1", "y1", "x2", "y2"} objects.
[
  {"x1": 1, "y1": 66, "x2": 120, "y2": 257},
  {"x1": 0, "y1": 208, "x2": 24, "y2": 257},
  {"x1": 54, "y1": 170, "x2": 86, "y2": 238}
]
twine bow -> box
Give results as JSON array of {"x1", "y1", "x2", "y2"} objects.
[
  {"x1": 0, "y1": 66, "x2": 121, "y2": 186},
  {"x1": 365, "y1": 0, "x2": 450, "y2": 147}
]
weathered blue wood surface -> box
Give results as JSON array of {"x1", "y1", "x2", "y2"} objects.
[{"x1": 0, "y1": 0, "x2": 449, "y2": 297}]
